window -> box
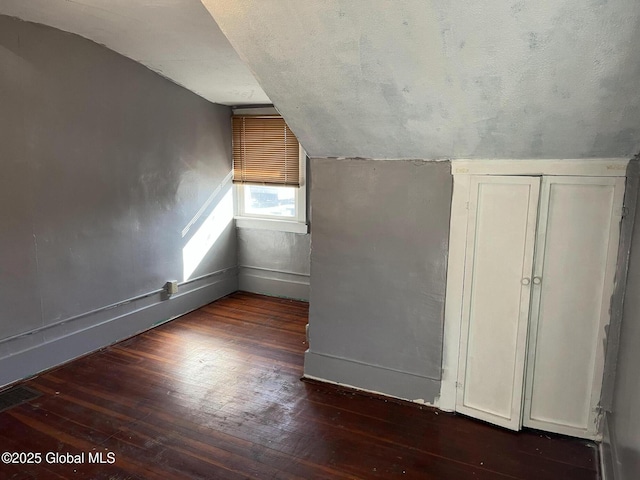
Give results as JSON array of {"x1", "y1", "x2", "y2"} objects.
[{"x1": 232, "y1": 115, "x2": 307, "y2": 233}]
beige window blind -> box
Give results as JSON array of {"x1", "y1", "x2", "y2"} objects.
[{"x1": 232, "y1": 116, "x2": 300, "y2": 187}]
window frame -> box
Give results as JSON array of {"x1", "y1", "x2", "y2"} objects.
[{"x1": 234, "y1": 144, "x2": 308, "y2": 234}]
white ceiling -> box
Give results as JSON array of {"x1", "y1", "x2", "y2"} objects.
[
  {"x1": 0, "y1": 0, "x2": 269, "y2": 106},
  {"x1": 203, "y1": 0, "x2": 640, "y2": 159}
]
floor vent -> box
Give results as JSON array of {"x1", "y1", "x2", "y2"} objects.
[{"x1": 0, "y1": 386, "x2": 41, "y2": 413}]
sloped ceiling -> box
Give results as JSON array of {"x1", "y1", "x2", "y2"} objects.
[
  {"x1": 0, "y1": 0, "x2": 269, "y2": 105},
  {"x1": 203, "y1": 0, "x2": 640, "y2": 159}
]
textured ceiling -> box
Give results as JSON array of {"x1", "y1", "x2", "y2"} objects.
[
  {"x1": 203, "y1": 0, "x2": 640, "y2": 159},
  {"x1": 0, "y1": 0, "x2": 269, "y2": 105}
]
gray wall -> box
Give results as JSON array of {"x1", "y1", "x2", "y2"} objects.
[
  {"x1": 608, "y1": 170, "x2": 640, "y2": 479},
  {"x1": 237, "y1": 229, "x2": 310, "y2": 300},
  {"x1": 304, "y1": 159, "x2": 451, "y2": 402},
  {"x1": 0, "y1": 16, "x2": 237, "y2": 387}
]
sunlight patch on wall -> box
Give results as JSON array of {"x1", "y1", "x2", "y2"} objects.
[{"x1": 182, "y1": 188, "x2": 233, "y2": 281}]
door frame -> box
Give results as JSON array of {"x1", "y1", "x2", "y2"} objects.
[{"x1": 439, "y1": 159, "x2": 630, "y2": 419}]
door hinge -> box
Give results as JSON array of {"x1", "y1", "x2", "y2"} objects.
[{"x1": 465, "y1": 202, "x2": 469, "y2": 210}]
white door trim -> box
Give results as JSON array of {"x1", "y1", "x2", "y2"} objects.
[
  {"x1": 451, "y1": 158, "x2": 629, "y2": 177},
  {"x1": 439, "y1": 174, "x2": 471, "y2": 411}
]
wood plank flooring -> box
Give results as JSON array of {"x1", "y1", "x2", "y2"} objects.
[{"x1": 0, "y1": 292, "x2": 599, "y2": 479}]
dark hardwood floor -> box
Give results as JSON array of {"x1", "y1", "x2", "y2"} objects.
[{"x1": 0, "y1": 292, "x2": 599, "y2": 479}]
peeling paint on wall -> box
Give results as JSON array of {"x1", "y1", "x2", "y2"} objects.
[{"x1": 601, "y1": 156, "x2": 640, "y2": 410}]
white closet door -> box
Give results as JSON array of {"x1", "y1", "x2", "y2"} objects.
[
  {"x1": 456, "y1": 176, "x2": 540, "y2": 430},
  {"x1": 524, "y1": 176, "x2": 624, "y2": 438}
]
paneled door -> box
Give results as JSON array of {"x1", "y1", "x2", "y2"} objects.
[
  {"x1": 455, "y1": 176, "x2": 540, "y2": 430},
  {"x1": 523, "y1": 176, "x2": 624, "y2": 437},
  {"x1": 456, "y1": 174, "x2": 624, "y2": 438}
]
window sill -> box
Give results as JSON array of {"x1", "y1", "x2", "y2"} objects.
[{"x1": 235, "y1": 217, "x2": 309, "y2": 234}]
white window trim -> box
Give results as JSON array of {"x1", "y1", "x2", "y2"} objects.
[{"x1": 234, "y1": 145, "x2": 308, "y2": 234}]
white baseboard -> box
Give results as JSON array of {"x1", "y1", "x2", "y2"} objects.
[
  {"x1": 0, "y1": 269, "x2": 237, "y2": 389},
  {"x1": 304, "y1": 350, "x2": 440, "y2": 404},
  {"x1": 238, "y1": 266, "x2": 309, "y2": 301}
]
